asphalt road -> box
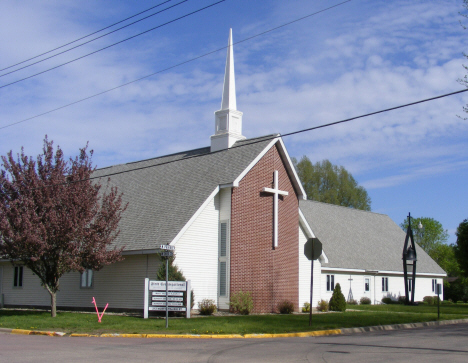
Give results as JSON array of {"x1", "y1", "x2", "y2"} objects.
[{"x1": 1, "y1": 323, "x2": 467, "y2": 363}]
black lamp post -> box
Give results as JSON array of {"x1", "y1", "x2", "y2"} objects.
[{"x1": 403, "y1": 213, "x2": 418, "y2": 305}]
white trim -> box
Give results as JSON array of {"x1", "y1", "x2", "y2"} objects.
[
  {"x1": 319, "y1": 251, "x2": 329, "y2": 264},
  {"x1": 171, "y1": 186, "x2": 220, "y2": 245},
  {"x1": 219, "y1": 183, "x2": 233, "y2": 189},
  {"x1": 276, "y1": 138, "x2": 307, "y2": 200},
  {"x1": 232, "y1": 136, "x2": 307, "y2": 201},
  {"x1": 321, "y1": 267, "x2": 446, "y2": 277},
  {"x1": 298, "y1": 209, "x2": 315, "y2": 238},
  {"x1": 232, "y1": 137, "x2": 279, "y2": 187}
]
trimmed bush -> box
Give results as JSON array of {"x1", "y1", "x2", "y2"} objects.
[
  {"x1": 398, "y1": 296, "x2": 406, "y2": 304},
  {"x1": 442, "y1": 300, "x2": 454, "y2": 305},
  {"x1": 277, "y1": 300, "x2": 295, "y2": 314},
  {"x1": 230, "y1": 291, "x2": 253, "y2": 315},
  {"x1": 423, "y1": 296, "x2": 434, "y2": 305},
  {"x1": 347, "y1": 299, "x2": 358, "y2": 305},
  {"x1": 329, "y1": 283, "x2": 347, "y2": 312},
  {"x1": 360, "y1": 297, "x2": 371, "y2": 305},
  {"x1": 302, "y1": 302, "x2": 310, "y2": 313},
  {"x1": 317, "y1": 299, "x2": 329, "y2": 312},
  {"x1": 381, "y1": 297, "x2": 393, "y2": 304},
  {"x1": 197, "y1": 299, "x2": 217, "y2": 315}
]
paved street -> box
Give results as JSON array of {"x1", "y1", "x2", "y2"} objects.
[{"x1": 1, "y1": 323, "x2": 467, "y2": 363}]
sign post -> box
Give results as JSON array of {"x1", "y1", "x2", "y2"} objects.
[{"x1": 304, "y1": 237, "x2": 322, "y2": 326}]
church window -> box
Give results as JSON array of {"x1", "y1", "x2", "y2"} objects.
[
  {"x1": 326, "y1": 275, "x2": 335, "y2": 291},
  {"x1": 382, "y1": 277, "x2": 388, "y2": 292},
  {"x1": 432, "y1": 279, "x2": 437, "y2": 292},
  {"x1": 408, "y1": 278, "x2": 413, "y2": 292},
  {"x1": 80, "y1": 269, "x2": 93, "y2": 288},
  {"x1": 364, "y1": 278, "x2": 370, "y2": 292},
  {"x1": 13, "y1": 266, "x2": 23, "y2": 288},
  {"x1": 219, "y1": 221, "x2": 229, "y2": 297}
]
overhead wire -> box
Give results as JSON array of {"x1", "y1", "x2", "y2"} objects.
[
  {"x1": 0, "y1": 87, "x2": 466, "y2": 196},
  {"x1": 0, "y1": 0, "x2": 189, "y2": 78},
  {"x1": 0, "y1": 0, "x2": 174, "y2": 73},
  {"x1": 0, "y1": 0, "x2": 351, "y2": 130},
  {"x1": 0, "y1": 0, "x2": 226, "y2": 90}
]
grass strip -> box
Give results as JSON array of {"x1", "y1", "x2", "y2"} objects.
[{"x1": 1, "y1": 308, "x2": 467, "y2": 335}]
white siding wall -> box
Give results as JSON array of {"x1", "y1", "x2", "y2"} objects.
[
  {"x1": 298, "y1": 225, "x2": 321, "y2": 309},
  {"x1": 320, "y1": 270, "x2": 444, "y2": 305},
  {"x1": 0, "y1": 255, "x2": 160, "y2": 309},
  {"x1": 173, "y1": 192, "x2": 220, "y2": 307}
]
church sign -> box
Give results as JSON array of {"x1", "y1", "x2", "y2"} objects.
[{"x1": 143, "y1": 279, "x2": 191, "y2": 319}]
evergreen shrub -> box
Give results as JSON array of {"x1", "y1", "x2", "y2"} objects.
[
  {"x1": 198, "y1": 299, "x2": 217, "y2": 315},
  {"x1": 329, "y1": 283, "x2": 347, "y2": 311},
  {"x1": 360, "y1": 297, "x2": 371, "y2": 305},
  {"x1": 157, "y1": 256, "x2": 195, "y2": 309},
  {"x1": 277, "y1": 300, "x2": 295, "y2": 314},
  {"x1": 230, "y1": 291, "x2": 253, "y2": 315},
  {"x1": 398, "y1": 296, "x2": 406, "y2": 304}
]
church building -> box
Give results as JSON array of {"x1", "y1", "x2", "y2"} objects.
[{"x1": 0, "y1": 30, "x2": 446, "y2": 313}]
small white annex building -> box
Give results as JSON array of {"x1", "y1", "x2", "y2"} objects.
[{"x1": 0, "y1": 30, "x2": 446, "y2": 313}]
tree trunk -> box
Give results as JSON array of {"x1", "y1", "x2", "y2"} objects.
[{"x1": 50, "y1": 291, "x2": 57, "y2": 318}]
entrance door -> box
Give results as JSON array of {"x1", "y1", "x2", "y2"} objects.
[{"x1": 218, "y1": 221, "x2": 230, "y2": 309}]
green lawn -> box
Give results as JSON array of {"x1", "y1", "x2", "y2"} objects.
[
  {"x1": 1, "y1": 307, "x2": 467, "y2": 335},
  {"x1": 350, "y1": 303, "x2": 468, "y2": 315}
]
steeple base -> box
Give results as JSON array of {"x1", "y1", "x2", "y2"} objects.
[{"x1": 210, "y1": 132, "x2": 245, "y2": 152}]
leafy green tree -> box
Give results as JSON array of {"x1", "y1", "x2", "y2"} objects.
[
  {"x1": 455, "y1": 219, "x2": 468, "y2": 278},
  {"x1": 293, "y1": 157, "x2": 371, "y2": 210},
  {"x1": 329, "y1": 283, "x2": 346, "y2": 312},
  {"x1": 430, "y1": 243, "x2": 460, "y2": 277},
  {"x1": 400, "y1": 217, "x2": 449, "y2": 257}
]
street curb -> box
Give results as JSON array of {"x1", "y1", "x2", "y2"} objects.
[
  {"x1": 340, "y1": 318, "x2": 468, "y2": 335},
  {"x1": 3, "y1": 318, "x2": 468, "y2": 339}
]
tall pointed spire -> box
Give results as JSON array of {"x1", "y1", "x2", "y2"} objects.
[
  {"x1": 211, "y1": 29, "x2": 245, "y2": 152},
  {"x1": 221, "y1": 29, "x2": 237, "y2": 111}
]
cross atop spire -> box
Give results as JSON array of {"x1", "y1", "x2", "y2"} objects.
[
  {"x1": 211, "y1": 29, "x2": 245, "y2": 152},
  {"x1": 221, "y1": 29, "x2": 237, "y2": 111}
]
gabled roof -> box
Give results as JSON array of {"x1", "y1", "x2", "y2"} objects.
[
  {"x1": 299, "y1": 200, "x2": 446, "y2": 275},
  {"x1": 93, "y1": 134, "x2": 301, "y2": 252}
]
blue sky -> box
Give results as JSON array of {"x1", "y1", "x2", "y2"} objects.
[{"x1": 0, "y1": 0, "x2": 467, "y2": 243}]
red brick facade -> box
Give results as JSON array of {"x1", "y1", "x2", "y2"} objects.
[{"x1": 230, "y1": 144, "x2": 299, "y2": 313}]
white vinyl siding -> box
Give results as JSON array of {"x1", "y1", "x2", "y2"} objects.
[
  {"x1": 298, "y1": 225, "x2": 321, "y2": 308},
  {"x1": 173, "y1": 191, "x2": 219, "y2": 307},
  {"x1": 0, "y1": 255, "x2": 160, "y2": 309}
]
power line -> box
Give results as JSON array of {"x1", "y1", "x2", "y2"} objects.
[
  {"x1": 1, "y1": 87, "x2": 466, "y2": 195},
  {"x1": 0, "y1": 0, "x2": 225, "y2": 90},
  {"x1": 0, "y1": 0, "x2": 174, "y2": 73},
  {"x1": 0, "y1": 0, "x2": 351, "y2": 130},
  {"x1": 0, "y1": 0, "x2": 189, "y2": 78}
]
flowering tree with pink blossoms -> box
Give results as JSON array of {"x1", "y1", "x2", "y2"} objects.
[{"x1": 0, "y1": 138, "x2": 126, "y2": 317}]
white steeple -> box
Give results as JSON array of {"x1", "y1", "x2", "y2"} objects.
[{"x1": 211, "y1": 29, "x2": 245, "y2": 152}]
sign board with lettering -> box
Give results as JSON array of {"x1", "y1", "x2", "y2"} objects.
[{"x1": 144, "y1": 279, "x2": 191, "y2": 319}]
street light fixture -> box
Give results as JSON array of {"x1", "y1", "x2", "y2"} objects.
[{"x1": 403, "y1": 213, "x2": 418, "y2": 305}]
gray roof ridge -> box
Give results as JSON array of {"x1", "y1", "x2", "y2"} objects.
[
  {"x1": 95, "y1": 134, "x2": 280, "y2": 172},
  {"x1": 300, "y1": 199, "x2": 388, "y2": 217}
]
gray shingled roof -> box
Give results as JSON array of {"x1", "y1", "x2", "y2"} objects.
[
  {"x1": 300, "y1": 200, "x2": 445, "y2": 275},
  {"x1": 92, "y1": 135, "x2": 277, "y2": 252}
]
